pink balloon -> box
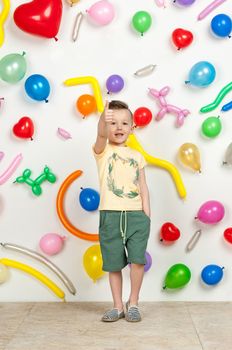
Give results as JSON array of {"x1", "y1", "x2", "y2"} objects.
[
  {"x1": 196, "y1": 200, "x2": 225, "y2": 224},
  {"x1": 39, "y1": 233, "x2": 66, "y2": 255},
  {"x1": 0, "y1": 153, "x2": 22, "y2": 185},
  {"x1": 86, "y1": 0, "x2": 115, "y2": 26}
]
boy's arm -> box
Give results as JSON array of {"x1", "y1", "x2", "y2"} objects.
[
  {"x1": 139, "y1": 168, "x2": 151, "y2": 218},
  {"x1": 94, "y1": 101, "x2": 113, "y2": 154}
]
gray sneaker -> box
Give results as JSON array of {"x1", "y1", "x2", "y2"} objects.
[
  {"x1": 125, "y1": 301, "x2": 141, "y2": 322},
  {"x1": 101, "y1": 308, "x2": 125, "y2": 322}
]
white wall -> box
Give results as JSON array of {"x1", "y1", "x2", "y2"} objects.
[{"x1": 1, "y1": 0, "x2": 232, "y2": 302}]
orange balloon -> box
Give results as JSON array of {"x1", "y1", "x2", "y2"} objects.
[
  {"x1": 76, "y1": 94, "x2": 97, "y2": 117},
  {"x1": 56, "y1": 170, "x2": 99, "y2": 242}
]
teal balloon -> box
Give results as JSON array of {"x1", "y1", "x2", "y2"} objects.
[
  {"x1": 132, "y1": 11, "x2": 152, "y2": 35},
  {"x1": 164, "y1": 263, "x2": 191, "y2": 289},
  {"x1": 201, "y1": 116, "x2": 222, "y2": 138},
  {"x1": 0, "y1": 52, "x2": 27, "y2": 84},
  {"x1": 186, "y1": 61, "x2": 216, "y2": 87}
]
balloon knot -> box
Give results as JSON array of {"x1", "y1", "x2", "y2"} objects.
[
  {"x1": 22, "y1": 51, "x2": 26, "y2": 56},
  {"x1": 185, "y1": 80, "x2": 190, "y2": 84},
  {"x1": 45, "y1": 99, "x2": 49, "y2": 103},
  {"x1": 54, "y1": 37, "x2": 58, "y2": 42}
]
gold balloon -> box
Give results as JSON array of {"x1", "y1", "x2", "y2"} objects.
[
  {"x1": 0, "y1": 263, "x2": 9, "y2": 283},
  {"x1": 66, "y1": 0, "x2": 80, "y2": 6},
  {"x1": 83, "y1": 245, "x2": 105, "y2": 282},
  {"x1": 178, "y1": 143, "x2": 201, "y2": 172}
]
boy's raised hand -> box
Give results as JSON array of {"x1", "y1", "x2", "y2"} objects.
[{"x1": 103, "y1": 100, "x2": 113, "y2": 123}]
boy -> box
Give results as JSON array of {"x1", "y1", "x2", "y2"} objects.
[{"x1": 93, "y1": 100, "x2": 151, "y2": 322}]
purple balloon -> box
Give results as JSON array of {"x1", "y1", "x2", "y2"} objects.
[
  {"x1": 129, "y1": 251, "x2": 152, "y2": 272},
  {"x1": 106, "y1": 74, "x2": 124, "y2": 93},
  {"x1": 175, "y1": 0, "x2": 196, "y2": 6},
  {"x1": 144, "y1": 251, "x2": 152, "y2": 272},
  {"x1": 196, "y1": 200, "x2": 225, "y2": 224}
]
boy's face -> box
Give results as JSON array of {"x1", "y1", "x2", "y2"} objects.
[{"x1": 107, "y1": 109, "x2": 133, "y2": 146}]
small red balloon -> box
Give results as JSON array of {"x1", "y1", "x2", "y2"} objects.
[
  {"x1": 13, "y1": 117, "x2": 34, "y2": 140},
  {"x1": 224, "y1": 228, "x2": 232, "y2": 244},
  {"x1": 133, "y1": 107, "x2": 152, "y2": 127},
  {"x1": 172, "y1": 28, "x2": 193, "y2": 50},
  {"x1": 160, "y1": 222, "x2": 180, "y2": 242},
  {"x1": 13, "y1": 0, "x2": 63, "y2": 40}
]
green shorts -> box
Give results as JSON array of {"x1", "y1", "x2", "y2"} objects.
[{"x1": 99, "y1": 210, "x2": 150, "y2": 272}]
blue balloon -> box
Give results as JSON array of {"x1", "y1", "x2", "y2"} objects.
[
  {"x1": 79, "y1": 188, "x2": 100, "y2": 211},
  {"x1": 221, "y1": 100, "x2": 232, "y2": 112},
  {"x1": 211, "y1": 14, "x2": 232, "y2": 38},
  {"x1": 25, "y1": 74, "x2": 50, "y2": 102},
  {"x1": 186, "y1": 61, "x2": 216, "y2": 87},
  {"x1": 201, "y1": 264, "x2": 224, "y2": 285}
]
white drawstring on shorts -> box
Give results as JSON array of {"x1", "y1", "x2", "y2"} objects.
[{"x1": 120, "y1": 210, "x2": 127, "y2": 245}]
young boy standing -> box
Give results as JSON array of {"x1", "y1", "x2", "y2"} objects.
[{"x1": 93, "y1": 100, "x2": 151, "y2": 322}]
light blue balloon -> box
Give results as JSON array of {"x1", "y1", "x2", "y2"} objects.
[
  {"x1": 25, "y1": 74, "x2": 50, "y2": 102},
  {"x1": 186, "y1": 61, "x2": 216, "y2": 87}
]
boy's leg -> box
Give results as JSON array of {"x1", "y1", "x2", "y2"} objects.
[
  {"x1": 109, "y1": 271, "x2": 124, "y2": 311},
  {"x1": 129, "y1": 263, "x2": 144, "y2": 305}
]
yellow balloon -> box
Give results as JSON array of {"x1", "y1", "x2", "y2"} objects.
[
  {"x1": 0, "y1": 0, "x2": 10, "y2": 47},
  {"x1": 83, "y1": 245, "x2": 105, "y2": 282},
  {"x1": 0, "y1": 262, "x2": 9, "y2": 283},
  {"x1": 178, "y1": 143, "x2": 201, "y2": 172},
  {"x1": 0, "y1": 258, "x2": 65, "y2": 300}
]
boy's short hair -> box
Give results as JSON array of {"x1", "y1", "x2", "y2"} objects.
[{"x1": 109, "y1": 100, "x2": 133, "y2": 122}]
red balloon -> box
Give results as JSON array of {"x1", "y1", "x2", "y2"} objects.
[
  {"x1": 160, "y1": 222, "x2": 180, "y2": 242},
  {"x1": 13, "y1": 0, "x2": 63, "y2": 40},
  {"x1": 13, "y1": 117, "x2": 34, "y2": 140},
  {"x1": 133, "y1": 107, "x2": 152, "y2": 127},
  {"x1": 224, "y1": 228, "x2": 232, "y2": 244},
  {"x1": 172, "y1": 28, "x2": 193, "y2": 50}
]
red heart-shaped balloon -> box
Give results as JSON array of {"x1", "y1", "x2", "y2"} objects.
[
  {"x1": 224, "y1": 228, "x2": 232, "y2": 244},
  {"x1": 160, "y1": 222, "x2": 180, "y2": 242},
  {"x1": 172, "y1": 28, "x2": 193, "y2": 50},
  {"x1": 13, "y1": 117, "x2": 34, "y2": 140},
  {"x1": 14, "y1": 0, "x2": 63, "y2": 40}
]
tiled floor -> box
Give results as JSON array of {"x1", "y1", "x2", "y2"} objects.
[{"x1": 1, "y1": 302, "x2": 231, "y2": 350}]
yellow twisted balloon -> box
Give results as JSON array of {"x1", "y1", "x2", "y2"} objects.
[
  {"x1": 0, "y1": 0, "x2": 10, "y2": 47},
  {"x1": 64, "y1": 76, "x2": 187, "y2": 199}
]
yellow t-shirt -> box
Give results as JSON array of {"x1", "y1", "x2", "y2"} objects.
[{"x1": 93, "y1": 143, "x2": 146, "y2": 210}]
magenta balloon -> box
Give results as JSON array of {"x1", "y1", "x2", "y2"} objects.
[
  {"x1": 197, "y1": 200, "x2": 225, "y2": 224},
  {"x1": 175, "y1": 0, "x2": 196, "y2": 6},
  {"x1": 106, "y1": 74, "x2": 124, "y2": 93}
]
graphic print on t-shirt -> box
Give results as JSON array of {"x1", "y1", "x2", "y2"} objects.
[{"x1": 107, "y1": 152, "x2": 140, "y2": 198}]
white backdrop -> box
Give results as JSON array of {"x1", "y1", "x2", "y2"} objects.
[{"x1": 0, "y1": 0, "x2": 232, "y2": 301}]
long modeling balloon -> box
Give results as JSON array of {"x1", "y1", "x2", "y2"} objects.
[
  {"x1": 197, "y1": 0, "x2": 227, "y2": 21},
  {"x1": 221, "y1": 100, "x2": 232, "y2": 112},
  {"x1": 57, "y1": 127, "x2": 72, "y2": 139},
  {"x1": 0, "y1": 242, "x2": 76, "y2": 295},
  {"x1": 0, "y1": 258, "x2": 65, "y2": 300},
  {"x1": 57, "y1": 170, "x2": 99, "y2": 241},
  {"x1": 0, "y1": 153, "x2": 22, "y2": 185},
  {"x1": 134, "y1": 64, "x2": 156, "y2": 77},
  {"x1": 200, "y1": 82, "x2": 232, "y2": 113},
  {"x1": 126, "y1": 134, "x2": 187, "y2": 199},
  {"x1": 72, "y1": 12, "x2": 83, "y2": 42},
  {"x1": 63, "y1": 76, "x2": 104, "y2": 113},
  {"x1": 0, "y1": 0, "x2": 10, "y2": 47},
  {"x1": 64, "y1": 76, "x2": 186, "y2": 198}
]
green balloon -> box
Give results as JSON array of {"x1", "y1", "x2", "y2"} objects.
[
  {"x1": 132, "y1": 11, "x2": 152, "y2": 35},
  {"x1": 0, "y1": 52, "x2": 27, "y2": 84},
  {"x1": 164, "y1": 263, "x2": 191, "y2": 289},
  {"x1": 201, "y1": 116, "x2": 222, "y2": 138}
]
